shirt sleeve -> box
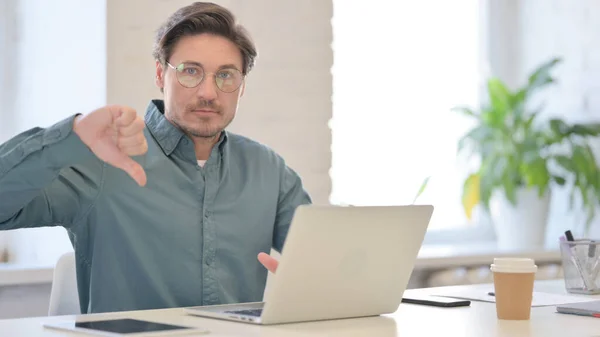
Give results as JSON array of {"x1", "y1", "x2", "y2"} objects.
[
  {"x1": 0, "y1": 115, "x2": 104, "y2": 230},
  {"x1": 272, "y1": 163, "x2": 312, "y2": 252}
]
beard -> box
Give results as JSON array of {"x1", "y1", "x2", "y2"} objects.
[{"x1": 167, "y1": 99, "x2": 233, "y2": 139}]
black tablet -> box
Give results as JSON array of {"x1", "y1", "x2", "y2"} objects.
[{"x1": 43, "y1": 318, "x2": 209, "y2": 336}]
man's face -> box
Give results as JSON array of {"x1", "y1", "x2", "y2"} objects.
[{"x1": 156, "y1": 33, "x2": 245, "y2": 139}]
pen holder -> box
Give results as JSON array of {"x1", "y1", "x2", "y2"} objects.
[{"x1": 560, "y1": 240, "x2": 600, "y2": 294}]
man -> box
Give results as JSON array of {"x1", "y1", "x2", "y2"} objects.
[{"x1": 0, "y1": 2, "x2": 311, "y2": 314}]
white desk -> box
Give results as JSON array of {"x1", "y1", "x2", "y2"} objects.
[{"x1": 1, "y1": 280, "x2": 598, "y2": 337}]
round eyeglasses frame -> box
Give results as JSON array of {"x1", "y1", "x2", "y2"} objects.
[{"x1": 166, "y1": 62, "x2": 244, "y2": 93}]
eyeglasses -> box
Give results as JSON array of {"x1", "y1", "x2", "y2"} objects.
[{"x1": 166, "y1": 62, "x2": 244, "y2": 93}]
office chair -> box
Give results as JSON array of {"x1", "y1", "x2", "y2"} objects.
[{"x1": 48, "y1": 251, "x2": 80, "y2": 316}]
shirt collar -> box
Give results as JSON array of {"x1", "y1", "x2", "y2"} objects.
[{"x1": 144, "y1": 99, "x2": 228, "y2": 156}]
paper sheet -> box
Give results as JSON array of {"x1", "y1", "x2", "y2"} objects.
[{"x1": 432, "y1": 290, "x2": 597, "y2": 307}]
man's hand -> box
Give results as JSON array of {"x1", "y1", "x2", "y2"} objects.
[
  {"x1": 258, "y1": 252, "x2": 279, "y2": 273},
  {"x1": 74, "y1": 105, "x2": 148, "y2": 186}
]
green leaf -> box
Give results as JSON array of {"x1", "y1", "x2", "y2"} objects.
[
  {"x1": 549, "y1": 119, "x2": 570, "y2": 136},
  {"x1": 554, "y1": 155, "x2": 574, "y2": 171},
  {"x1": 594, "y1": 171, "x2": 600, "y2": 196},
  {"x1": 452, "y1": 106, "x2": 479, "y2": 118},
  {"x1": 524, "y1": 157, "x2": 550, "y2": 189},
  {"x1": 553, "y1": 176, "x2": 566, "y2": 186},
  {"x1": 577, "y1": 179, "x2": 590, "y2": 209},
  {"x1": 457, "y1": 125, "x2": 493, "y2": 154},
  {"x1": 479, "y1": 172, "x2": 494, "y2": 210},
  {"x1": 479, "y1": 154, "x2": 505, "y2": 208},
  {"x1": 511, "y1": 87, "x2": 529, "y2": 110},
  {"x1": 573, "y1": 146, "x2": 593, "y2": 181},
  {"x1": 527, "y1": 57, "x2": 562, "y2": 90},
  {"x1": 412, "y1": 176, "x2": 431, "y2": 204},
  {"x1": 570, "y1": 124, "x2": 600, "y2": 137},
  {"x1": 582, "y1": 144, "x2": 598, "y2": 179},
  {"x1": 502, "y1": 174, "x2": 517, "y2": 205},
  {"x1": 481, "y1": 107, "x2": 505, "y2": 129},
  {"x1": 487, "y1": 78, "x2": 512, "y2": 119},
  {"x1": 523, "y1": 112, "x2": 537, "y2": 132}
]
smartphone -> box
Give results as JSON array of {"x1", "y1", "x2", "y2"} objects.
[{"x1": 401, "y1": 295, "x2": 471, "y2": 307}]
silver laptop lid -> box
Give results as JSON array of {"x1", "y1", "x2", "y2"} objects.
[{"x1": 260, "y1": 205, "x2": 433, "y2": 324}]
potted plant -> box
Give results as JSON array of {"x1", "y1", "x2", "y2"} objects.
[{"x1": 455, "y1": 57, "x2": 600, "y2": 249}]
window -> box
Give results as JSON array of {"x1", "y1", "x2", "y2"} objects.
[
  {"x1": 0, "y1": 0, "x2": 16, "y2": 143},
  {"x1": 330, "y1": 1, "x2": 483, "y2": 231},
  {"x1": 0, "y1": 0, "x2": 106, "y2": 265}
]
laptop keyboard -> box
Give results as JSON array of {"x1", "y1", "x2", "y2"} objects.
[{"x1": 224, "y1": 309, "x2": 263, "y2": 317}]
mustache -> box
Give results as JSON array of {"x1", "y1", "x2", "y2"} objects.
[{"x1": 186, "y1": 100, "x2": 220, "y2": 112}]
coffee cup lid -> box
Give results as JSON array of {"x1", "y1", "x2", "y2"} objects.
[{"x1": 490, "y1": 257, "x2": 537, "y2": 273}]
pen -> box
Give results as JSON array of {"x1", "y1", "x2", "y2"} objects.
[
  {"x1": 565, "y1": 230, "x2": 575, "y2": 242},
  {"x1": 589, "y1": 240, "x2": 596, "y2": 258},
  {"x1": 586, "y1": 239, "x2": 600, "y2": 285}
]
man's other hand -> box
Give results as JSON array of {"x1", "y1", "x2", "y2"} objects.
[{"x1": 257, "y1": 252, "x2": 278, "y2": 273}]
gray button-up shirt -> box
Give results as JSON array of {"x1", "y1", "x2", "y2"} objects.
[{"x1": 0, "y1": 99, "x2": 311, "y2": 314}]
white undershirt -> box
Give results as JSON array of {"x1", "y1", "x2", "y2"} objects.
[{"x1": 197, "y1": 160, "x2": 206, "y2": 167}]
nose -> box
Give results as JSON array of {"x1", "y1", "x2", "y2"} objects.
[{"x1": 194, "y1": 75, "x2": 218, "y2": 101}]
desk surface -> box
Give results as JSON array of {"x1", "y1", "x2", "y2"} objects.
[{"x1": 1, "y1": 280, "x2": 597, "y2": 337}]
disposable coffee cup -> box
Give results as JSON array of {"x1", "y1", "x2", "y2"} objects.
[{"x1": 490, "y1": 258, "x2": 537, "y2": 320}]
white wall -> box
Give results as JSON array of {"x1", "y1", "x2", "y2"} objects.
[
  {"x1": 519, "y1": 0, "x2": 600, "y2": 243},
  {"x1": 488, "y1": 0, "x2": 600, "y2": 243},
  {"x1": 517, "y1": 0, "x2": 600, "y2": 122}
]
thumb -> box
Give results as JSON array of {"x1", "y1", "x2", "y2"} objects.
[
  {"x1": 105, "y1": 146, "x2": 147, "y2": 186},
  {"x1": 122, "y1": 159, "x2": 147, "y2": 187}
]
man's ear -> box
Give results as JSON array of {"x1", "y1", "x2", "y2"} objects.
[
  {"x1": 155, "y1": 60, "x2": 165, "y2": 90},
  {"x1": 239, "y1": 81, "x2": 246, "y2": 97}
]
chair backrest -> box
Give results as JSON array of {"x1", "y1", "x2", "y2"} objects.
[{"x1": 48, "y1": 251, "x2": 80, "y2": 316}]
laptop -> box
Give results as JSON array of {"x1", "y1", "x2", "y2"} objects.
[{"x1": 185, "y1": 204, "x2": 434, "y2": 325}]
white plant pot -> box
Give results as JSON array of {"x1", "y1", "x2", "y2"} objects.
[{"x1": 490, "y1": 188, "x2": 550, "y2": 250}]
